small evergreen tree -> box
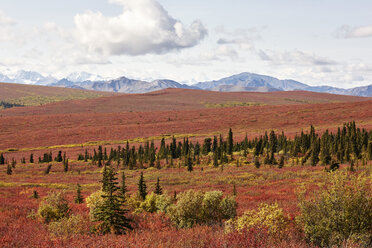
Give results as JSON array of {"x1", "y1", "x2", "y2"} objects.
[
  {"x1": 187, "y1": 154, "x2": 193, "y2": 172},
  {"x1": 63, "y1": 158, "x2": 69, "y2": 172},
  {"x1": 279, "y1": 156, "x2": 285, "y2": 169},
  {"x1": 227, "y1": 128, "x2": 234, "y2": 155},
  {"x1": 30, "y1": 153, "x2": 34, "y2": 163},
  {"x1": 95, "y1": 165, "x2": 132, "y2": 234},
  {"x1": 254, "y1": 156, "x2": 261, "y2": 168},
  {"x1": 75, "y1": 183, "x2": 83, "y2": 204},
  {"x1": 138, "y1": 172, "x2": 147, "y2": 200},
  {"x1": 44, "y1": 164, "x2": 52, "y2": 174},
  {"x1": 6, "y1": 163, "x2": 12, "y2": 175},
  {"x1": 233, "y1": 183, "x2": 237, "y2": 196},
  {"x1": 154, "y1": 177, "x2": 163, "y2": 195},
  {"x1": 32, "y1": 190, "x2": 39, "y2": 199},
  {"x1": 120, "y1": 171, "x2": 127, "y2": 197},
  {"x1": 0, "y1": 153, "x2": 4, "y2": 165}
]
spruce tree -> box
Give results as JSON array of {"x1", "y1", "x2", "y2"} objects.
[
  {"x1": 63, "y1": 158, "x2": 69, "y2": 172},
  {"x1": 120, "y1": 171, "x2": 127, "y2": 197},
  {"x1": 75, "y1": 183, "x2": 83, "y2": 204},
  {"x1": 278, "y1": 156, "x2": 285, "y2": 168},
  {"x1": 154, "y1": 177, "x2": 163, "y2": 195},
  {"x1": 228, "y1": 128, "x2": 233, "y2": 155},
  {"x1": 95, "y1": 165, "x2": 132, "y2": 234},
  {"x1": 138, "y1": 172, "x2": 147, "y2": 200},
  {"x1": 187, "y1": 154, "x2": 193, "y2": 172},
  {"x1": 0, "y1": 153, "x2": 4, "y2": 165},
  {"x1": 213, "y1": 152, "x2": 218, "y2": 168},
  {"x1": 30, "y1": 153, "x2": 34, "y2": 163},
  {"x1": 254, "y1": 156, "x2": 261, "y2": 168},
  {"x1": 233, "y1": 183, "x2": 237, "y2": 196},
  {"x1": 6, "y1": 163, "x2": 12, "y2": 175}
]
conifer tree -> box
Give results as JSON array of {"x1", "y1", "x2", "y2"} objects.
[
  {"x1": 254, "y1": 156, "x2": 261, "y2": 168},
  {"x1": 32, "y1": 190, "x2": 39, "y2": 199},
  {"x1": 6, "y1": 163, "x2": 12, "y2": 175},
  {"x1": 120, "y1": 171, "x2": 127, "y2": 197},
  {"x1": 279, "y1": 155, "x2": 284, "y2": 168},
  {"x1": 228, "y1": 128, "x2": 234, "y2": 155},
  {"x1": 213, "y1": 151, "x2": 218, "y2": 168},
  {"x1": 44, "y1": 164, "x2": 52, "y2": 174},
  {"x1": 30, "y1": 153, "x2": 34, "y2": 163},
  {"x1": 138, "y1": 172, "x2": 147, "y2": 200},
  {"x1": 75, "y1": 183, "x2": 83, "y2": 204},
  {"x1": 56, "y1": 151, "x2": 63, "y2": 162},
  {"x1": 63, "y1": 158, "x2": 69, "y2": 172},
  {"x1": 187, "y1": 154, "x2": 193, "y2": 172},
  {"x1": 154, "y1": 177, "x2": 163, "y2": 195},
  {"x1": 233, "y1": 183, "x2": 237, "y2": 196},
  {"x1": 0, "y1": 153, "x2": 4, "y2": 165},
  {"x1": 95, "y1": 165, "x2": 132, "y2": 234}
]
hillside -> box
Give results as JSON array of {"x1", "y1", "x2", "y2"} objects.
[
  {"x1": 0, "y1": 82, "x2": 115, "y2": 107},
  {"x1": 0, "y1": 87, "x2": 371, "y2": 150},
  {"x1": 0, "y1": 87, "x2": 368, "y2": 117}
]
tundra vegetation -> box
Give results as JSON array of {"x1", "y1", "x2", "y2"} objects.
[{"x1": 0, "y1": 122, "x2": 371, "y2": 247}]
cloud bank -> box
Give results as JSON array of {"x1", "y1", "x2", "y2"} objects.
[
  {"x1": 336, "y1": 25, "x2": 372, "y2": 38},
  {"x1": 74, "y1": 0, "x2": 207, "y2": 56}
]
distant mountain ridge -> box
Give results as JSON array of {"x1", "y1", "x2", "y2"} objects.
[{"x1": 1, "y1": 70, "x2": 372, "y2": 97}]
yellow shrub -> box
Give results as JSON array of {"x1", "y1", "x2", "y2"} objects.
[{"x1": 234, "y1": 202, "x2": 289, "y2": 238}]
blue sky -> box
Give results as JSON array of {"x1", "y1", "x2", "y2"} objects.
[{"x1": 1, "y1": 0, "x2": 372, "y2": 87}]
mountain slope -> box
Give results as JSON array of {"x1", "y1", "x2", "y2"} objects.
[{"x1": 52, "y1": 77, "x2": 197, "y2": 93}]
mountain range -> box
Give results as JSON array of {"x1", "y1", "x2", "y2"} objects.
[{"x1": 0, "y1": 70, "x2": 371, "y2": 97}]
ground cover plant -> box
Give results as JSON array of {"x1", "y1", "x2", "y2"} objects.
[{"x1": 0, "y1": 122, "x2": 371, "y2": 247}]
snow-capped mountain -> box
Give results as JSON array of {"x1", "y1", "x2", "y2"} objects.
[
  {"x1": 66, "y1": 72, "x2": 106, "y2": 83},
  {"x1": 11, "y1": 70, "x2": 58, "y2": 85},
  {"x1": 51, "y1": 77, "x2": 197, "y2": 93}
]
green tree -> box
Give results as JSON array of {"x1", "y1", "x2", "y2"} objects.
[
  {"x1": 6, "y1": 163, "x2": 12, "y2": 175},
  {"x1": 0, "y1": 153, "x2": 4, "y2": 165},
  {"x1": 75, "y1": 184, "x2": 83, "y2": 204},
  {"x1": 94, "y1": 165, "x2": 132, "y2": 234},
  {"x1": 138, "y1": 172, "x2": 147, "y2": 200},
  {"x1": 278, "y1": 155, "x2": 284, "y2": 168},
  {"x1": 120, "y1": 171, "x2": 127, "y2": 197},
  {"x1": 154, "y1": 177, "x2": 163, "y2": 195},
  {"x1": 254, "y1": 156, "x2": 261, "y2": 168},
  {"x1": 227, "y1": 128, "x2": 234, "y2": 155}
]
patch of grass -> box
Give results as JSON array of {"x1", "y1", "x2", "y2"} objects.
[
  {"x1": 204, "y1": 101, "x2": 264, "y2": 108},
  {"x1": 5, "y1": 92, "x2": 103, "y2": 106}
]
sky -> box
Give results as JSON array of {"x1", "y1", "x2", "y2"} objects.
[{"x1": 0, "y1": 0, "x2": 372, "y2": 87}]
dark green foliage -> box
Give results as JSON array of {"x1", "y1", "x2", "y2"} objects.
[
  {"x1": 0, "y1": 153, "x2": 4, "y2": 165},
  {"x1": 278, "y1": 156, "x2": 284, "y2": 168},
  {"x1": 63, "y1": 158, "x2": 69, "y2": 172},
  {"x1": 233, "y1": 183, "x2": 237, "y2": 196},
  {"x1": 186, "y1": 154, "x2": 193, "y2": 172},
  {"x1": 95, "y1": 165, "x2": 132, "y2": 234},
  {"x1": 6, "y1": 163, "x2": 12, "y2": 175},
  {"x1": 227, "y1": 128, "x2": 233, "y2": 155},
  {"x1": 254, "y1": 156, "x2": 260, "y2": 168},
  {"x1": 213, "y1": 152, "x2": 218, "y2": 167},
  {"x1": 75, "y1": 184, "x2": 83, "y2": 204},
  {"x1": 44, "y1": 164, "x2": 52, "y2": 174},
  {"x1": 29, "y1": 153, "x2": 34, "y2": 163},
  {"x1": 154, "y1": 177, "x2": 163, "y2": 195},
  {"x1": 56, "y1": 151, "x2": 63, "y2": 162},
  {"x1": 120, "y1": 171, "x2": 127, "y2": 197},
  {"x1": 32, "y1": 190, "x2": 39, "y2": 199},
  {"x1": 0, "y1": 101, "x2": 24, "y2": 109},
  {"x1": 138, "y1": 172, "x2": 147, "y2": 200}
]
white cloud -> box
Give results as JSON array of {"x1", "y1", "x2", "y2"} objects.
[
  {"x1": 257, "y1": 49, "x2": 337, "y2": 66},
  {"x1": 336, "y1": 25, "x2": 372, "y2": 38},
  {"x1": 0, "y1": 10, "x2": 15, "y2": 26},
  {"x1": 74, "y1": 0, "x2": 207, "y2": 56}
]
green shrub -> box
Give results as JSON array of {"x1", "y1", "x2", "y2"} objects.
[
  {"x1": 232, "y1": 202, "x2": 289, "y2": 239},
  {"x1": 128, "y1": 192, "x2": 173, "y2": 214},
  {"x1": 48, "y1": 214, "x2": 89, "y2": 237},
  {"x1": 297, "y1": 171, "x2": 372, "y2": 247},
  {"x1": 168, "y1": 190, "x2": 237, "y2": 228},
  {"x1": 37, "y1": 191, "x2": 70, "y2": 223}
]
